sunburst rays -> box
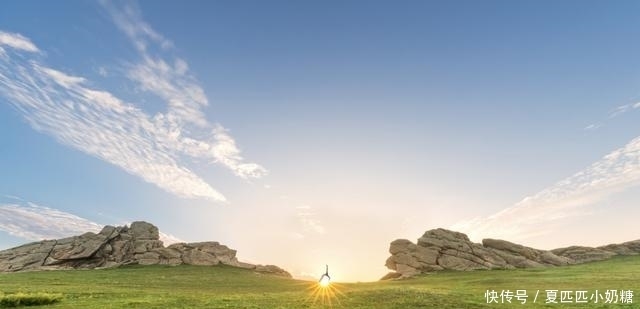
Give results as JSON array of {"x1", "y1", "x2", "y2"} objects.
[{"x1": 306, "y1": 280, "x2": 346, "y2": 307}]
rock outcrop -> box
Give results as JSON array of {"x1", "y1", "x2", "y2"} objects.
[
  {"x1": 383, "y1": 228, "x2": 640, "y2": 279},
  {"x1": 0, "y1": 221, "x2": 291, "y2": 278}
]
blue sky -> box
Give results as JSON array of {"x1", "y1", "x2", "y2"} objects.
[{"x1": 1, "y1": 0, "x2": 640, "y2": 281}]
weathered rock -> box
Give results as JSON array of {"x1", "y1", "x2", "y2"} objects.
[
  {"x1": 383, "y1": 228, "x2": 640, "y2": 279},
  {"x1": 538, "y1": 251, "x2": 573, "y2": 266},
  {"x1": 597, "y1": 240, "x2": 640, "y2": 256},
  {"x1": 489, "y1": 248, "x2": 542, "y2": 268},
  {"x1": 418, "y1": 228, "x2": 472, "y2": 251},
  {"x1": 135, "y1": 252, "x2": 160, "y2": 265},
  {"x1": 380, "y1": 271, "x2": 402, "y2": 280},
  {"x1": 395, "y1": 263, "x2": 420, "y2": 278},
  {"x1": 414, "y1": 246, "x2": 439, "y2": 265},
  {"x1": 0, "y1": 221, "x2": 291, "y2": 278},
  {"x1": 469, "y1": 245, "x2": 510, "y2": 269},
  {"x1": 389, "y1": 239, "x2": 414, "y2": 255},
  {"x1": 551, "y1": 246, "x2": 616, "y2": 263},
  {"x1": 48, "y1": 233, "x2": 109, "y2": 261},
  {"x1": 129, "y1": 221, "x2": 159, "y2": 240},
  {"x1": 236, "y1": 262, "x2": 257, "y2": 270},
  {"x1": 133, "y1": 239, "x2": 163, "y2": 254},
  {"x1": 0, "y1": 240, "x2": 56, "y2": 272},
  {"x1": 254, "y1": 264, "x2": 292, "y2": 277},
  {"x1": 483, "y1": 239, "x2": 537, "y2": 260},
  {"x1": 483, "y1": 239, "x2": 572, "y2": 266},
  {"x1": 152, "y1": 247, "x2": 183, "y2": 265},
  {"x1": 437, "y1": 253, "x2": 489, "y2": 271},
  {"x1": 181, "y1": 248, "x2": 219, "y2": 266}
]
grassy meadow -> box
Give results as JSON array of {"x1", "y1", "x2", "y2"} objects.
[{"x1": 0, "y1": 256, "x2": 639, "y2": 308}]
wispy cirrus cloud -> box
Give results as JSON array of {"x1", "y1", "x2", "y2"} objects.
[
  {"x1": 583, "y1": 123, "x2": 602, "y2": 131},
  {"x1": 608, "y1": 102, "x2": 640, "y2": 119},
  {"x1": 0, "y1": 196, "x2": 181, "y2": 245},
  {"x1": 0, "y1": 200, "x2": 102, "y2": 240},
  {"x1": 452, "y1": 135, "x2": 640, "y2": 241},
  {"x1": 0, "y1": 46, "x2": 227, "y2": 201},
  {"x1": 101, "y1": 0, "x2": 173, "y2": 52},
  {"x1": 0, "y1": 2, "x2": 266, "y2": 203},
  {"x1": 104, "y1": 0, "x2": 267, "y2": 179},
  {"x1": 584, "y1": 101, "x2": 640, "y2": 131}
]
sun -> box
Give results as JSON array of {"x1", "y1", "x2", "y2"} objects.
[{"x1": 319, "y1": 275, "x2": 331, "y2": 287}]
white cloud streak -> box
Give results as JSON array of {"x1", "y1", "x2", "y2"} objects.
[
  {"x1": 0, "y1": 202, "x2": 102, "y2": 240},
  {"x1": 608, "y1": 102, "x2": 640, "y2": 119},
  {"x1": 212, "y1": 125, "x2": 268, "y2": 178},
  {"x1": 0, "y1": 198, "x2": 181, "y2": 245},
  {"x1": 452, "y1": 135, "x2": 640, "y2": 241},
  {"x1": 101, "y1": 0, "x2": 173, "y2": 52},
  {"x1": 583, "y1": 123, "x2": 601, "y2": 131},
  {"x1": 0, "y1": 31, "x2": 39, "y2": 52},
  {"x1": 583, "y1": 101, "x2": 640, "y2": 131},
  {"x1": 0, "y1": 3, "x2": 266, "y2": 202}
]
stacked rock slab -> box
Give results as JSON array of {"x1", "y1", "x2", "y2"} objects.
[
  {"x1": 0, "y1": 221, "x2": 290, "y2": 278},
  {"x1": 383, "y1": 228, "x2": 640, "y2": 280}
]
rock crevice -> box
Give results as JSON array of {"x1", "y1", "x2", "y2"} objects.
[
  {"x1": 383, "y1": 228, "x2": 640, "y2": 279},
  {"x1": 40, "y1": 240, "x2": 57, "y2": 267}
]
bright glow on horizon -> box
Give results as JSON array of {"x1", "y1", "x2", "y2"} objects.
[{"x1": 319, "y1": 276, "x2": 331, "y2": 287}]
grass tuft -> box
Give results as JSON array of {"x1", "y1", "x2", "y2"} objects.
[{"x1": 0, "y1": 293, "x2": 63, "y2": 307}]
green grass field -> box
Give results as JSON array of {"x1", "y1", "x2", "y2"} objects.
[{"x1": 0, "y1": 256, "x2": 639, "y2": 308}]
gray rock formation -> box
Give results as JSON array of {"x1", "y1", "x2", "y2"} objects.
[
  {"x1": 383, "y1": 228, "x2": 640, "y2": 279},
  {"x1": 0, "y1": 221, "x2": 291, "y2": 278}
]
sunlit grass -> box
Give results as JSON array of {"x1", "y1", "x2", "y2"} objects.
[{"x1": 0, "y1": 257, "x2": 638, "y2": 308}]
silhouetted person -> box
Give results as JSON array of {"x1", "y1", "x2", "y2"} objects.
[{"x1": 319, "y1": 264, "x2": 331, "y2": 282}]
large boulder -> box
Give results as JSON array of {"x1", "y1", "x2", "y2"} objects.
[
  {"x1": 129, "y1": 221, "x2": 159, "y2": 240},
  {"x1": 0, "y1": 221, "x2": 291, "y2": 278},
  {"x1": 383, "y1": 228, "x2": 640, "y2": 280},
  {"x1": 385, "y1": 239, "x2": 442, "y2": 277}
]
